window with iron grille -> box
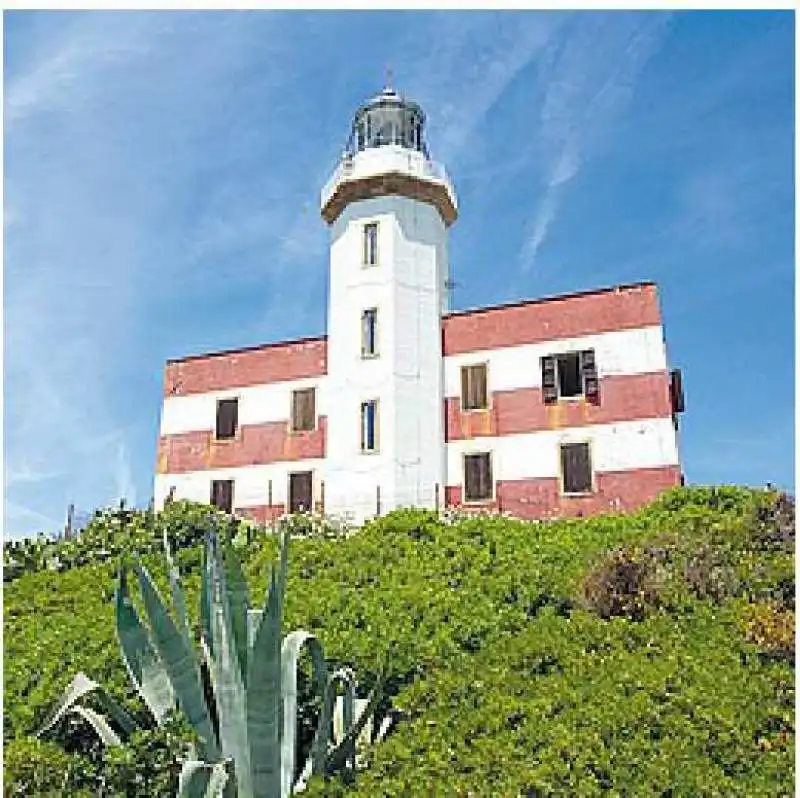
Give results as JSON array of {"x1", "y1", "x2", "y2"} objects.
[
  {"x1": 215, "y1": 398, "x2": 238, "y2": 440},
  {"x1": 541, "y1": 349, "x2": 598, "y2": 403},
  {"x1": 363, "y1": 222, "x2": 378, "y2": 266},
  {"x1": 464, "y1": 452, "x2": 493, "y2": 502},
  {"x1": 210, "y1": 479, "x2": 234, "y2": 513},
  {"x1": 361, "y1": 308, "x2": 378, "y2": 357},
  {"x1": 360, "y1": 400, "x2": 379, "y2": 452},
  {"x1": 560, "y1": 442, "x2": 592, "y2": 494},
  {"x1": 291, "y1": 388, "x2": 316, "y2": 432},
  {"x1": 461, "y1": 363, "x2": 488, "y2": 411}
]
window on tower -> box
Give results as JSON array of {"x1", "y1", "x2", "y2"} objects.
[
  {"x1": 363, "y1": 222, "x2": 378, "y2": 266},
  {"x1": 361, "y1": 308, "x2": 378, "y2": 358},
  {"x1": 360, "y1": 400, "x2": 379, "y2": 453}
]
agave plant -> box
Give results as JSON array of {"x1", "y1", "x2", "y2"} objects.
[{"x1": 38, "y1": 522, "x2": 395, "y2": 797}]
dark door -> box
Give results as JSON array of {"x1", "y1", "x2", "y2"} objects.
[{"x1": 289, "y1": 472, "x2": 313, "y2": 514}]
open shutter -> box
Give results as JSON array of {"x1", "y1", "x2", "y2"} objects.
[
  {"x1": 670, "y1": 369, "x2": 685, "y2": 413},
  {"x1": 541, "y1": 355, "x2": 558, "y2": 404},
  {"x1": 581, "y1": 349, "x2": 599, "y2": 400}
]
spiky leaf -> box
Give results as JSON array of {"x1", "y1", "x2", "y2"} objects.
[
  {"x1": 116, "y1": 564, "x2": 175, "y2": 723},
  {"x1": 207, "y1": 535, "x2": 252, "y2": 796},
  {"x1": 221, "y1": 541, "x2": 251, "y2": 684},
  {"x1": 280, "y1": 630, "x2": 328, "y2": 797},
  {"x1": 133, "y1": 560, "x2": 219, "y2": 762}
]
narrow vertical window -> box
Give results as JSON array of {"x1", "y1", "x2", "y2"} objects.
[
  {"x1": 215, "y1": 398, "x2": 238, "y2": 440},
  {"x1": 464, "y1": 453, "x2": 493, "y2": 502},
  {"x1": 210, "y1": 479, "x2": 234, "y2": 513},
  {"x1": 461, "y1": 364, "x2": 488, "y2": 411},
  {"x1": 360, "y1": 400, "x2": 379, "y2": 453},
  {"x1": 560, "y1": 442, "x2": 593, "y2": 494},
  {"x1": 361, "y1": 308, "x2": 378, "y2": 357},
  {"x1": 363, "y1": 222, "x2": 378, "y2": 266}
]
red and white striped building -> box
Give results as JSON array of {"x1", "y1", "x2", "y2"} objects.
[{"x1": 154, "y1": 85, "x2": 685, "y2": 524}]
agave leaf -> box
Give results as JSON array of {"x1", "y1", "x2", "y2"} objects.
[
  {"x1": 37, "y1": 671, "x2": 138, "y2": 744},
  {"x1": 306, "y1": 666, "x2": 355, "y2": 779},
  {"x1": 280, "y1": 630, "x2": 328, "y2": 798},
  {"x1": 133, "y1": 559, "x2": 219, "y2": 762},
  {"x1": 324, "y1": 671, "x2": 385, "y2": 776},
  {"x1": 221, "y1": 540, "x2": 251, "y2": 684},
  {"x1": 116, "y1": 564, "x2": 175, "y2": 724},
  {"x1": 163, "y1": 529, "x2": 192, "y2": 649},
  {"x1": 247, "y1": 609, "x2": 264, "y2": 649},
  {"x1": 201, "y1": 538, "x2": 215, "y2": 661},
  {"x1": 208, "y1": 535, "x2": 252, "y2": 797},
  {"x1": 246, "y1": 563, "x2": 283, "y2": 797},
  {"x1": 179, "y1": 758, "x2": 233, "y2": 798},
  {"x1": 69, "y1": 704, "x2": 123, "y2": 747}
]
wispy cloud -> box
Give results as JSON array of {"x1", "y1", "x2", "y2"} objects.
[{"x1": 518, "y1": 12, "x2": 674, "y2": 273}]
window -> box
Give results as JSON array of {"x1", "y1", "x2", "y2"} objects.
[
  {"x1": 464, "y1": 453, "x2": 493, "y2": 502},
  {"x1": 363, "y1": 222, "x2": 378, "y2": 266},
  {"x1": 360, "y1": 400, "x2": 379, "y2": 453},
  {"x1": 291, "y1": 388, "x2": 316, "y2": 432},
  {"x1": 215, "y1": 398, "x2": 238, "y2": 440},
  {"x1": 461, "y1": 364, "x2": 488, "y2": 411},
  {"x1": 361, "y1": 308, "x2": 378, "y2": 357},
  {"x1": 288, "y1": 471, "x2": 313, "y2": 514},
  {"x1": 210, "y1": 479, "x2": 234, "y2": 513},
  {"x1": 560, "y1": 443, "x2": 593, "y2": 494},
  {"x1": 541, "y1": 350, "x2": 598, "y2": 403}
]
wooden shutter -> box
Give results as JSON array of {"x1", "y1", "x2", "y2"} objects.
[
  {"x1": 541, "y1": 356, "x2": 558, "y2": 404},
  {"x1": 581, "y1": 349, "x2": 599, "y2": 400},
  {"x1": 292, "y1": 389, "x2": 315, "y2": 431},
  {"x1": 670, "y1": 369, "x2": 685, "y2": 413},
  {"x1": 464, "y1": 453, "x2": 492, "y2": 501},
  {"x1": 461, "y1": 365, "x2": 487, "y2": 411},
  {"x1": 561, "y1": 443, "x2": 592, "y2": 494}
]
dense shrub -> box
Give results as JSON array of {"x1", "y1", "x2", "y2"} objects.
[
  {"x1": 744, "y1": 602, "x2": 795, "y2": 663},
  {"x1": 4, "y1": 487, "x2": 795, "y2": 796}
]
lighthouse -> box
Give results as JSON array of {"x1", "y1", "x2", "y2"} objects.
[
  {"x1": 320, "y1": 84, "x2": 458, "y2": 523},
  {"x1": 154, "y1": 84, "x2": 683, "y2": 525}
]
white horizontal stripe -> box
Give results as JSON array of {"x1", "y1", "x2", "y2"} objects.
[
  {"x1": 160, "y1": 377, "x2": 329, "y2": 436},
  {"x1": 446, "y1": 417, "x2": 679, "y2": 482},
  {"x1": 444, "y1": 325, "x2": 667, "y2": 395},
  {"x1": 154, "y1": 458, "x2": 327, "y2": 510}
]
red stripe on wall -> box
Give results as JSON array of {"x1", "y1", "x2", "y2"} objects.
[
  {"x1": 443, "y1": 284, "x2": 661, "y2": 356},
  {"x1": 445, "y1": 372, "x2": 673, "y2": 441},
  {"x1": 165, "y1": 337, "x2": 327, "y2": 397},
  {"x1": 158, "y1": 417, "x2": 327, "y2": 474},
  {"x1": 446, "y1": 465, "x2": 681, "y2": 520},
  {"x1": 236, "y1": 505, "x2": 287, "y2": 524}
]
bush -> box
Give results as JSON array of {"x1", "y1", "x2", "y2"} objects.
[
  {"x1": 743, "y1": 602, "x2": 795, "y2": 663},
  {"x1": 4, "y1": 488, "x2": 795, "y2": 796},
  {"x1": 581, "y1": 544, "x2": 666, "y2": 621}
]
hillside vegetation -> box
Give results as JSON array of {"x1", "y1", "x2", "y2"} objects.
[{"x1": 4, "y1": 487, "x2": 795, "y2": 796}]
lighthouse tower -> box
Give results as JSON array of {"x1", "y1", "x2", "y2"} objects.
[{"x1": 320, "y1": 83, "x2": 458, "y2": 523}]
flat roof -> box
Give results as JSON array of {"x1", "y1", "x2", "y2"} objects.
[{"x1": 166, "y1": 280, "x2": 657, "y2": 364}]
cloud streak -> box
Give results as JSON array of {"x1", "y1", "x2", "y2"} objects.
[{"x1": 519, "y1": 12, "x2": 674, "y2": 274}]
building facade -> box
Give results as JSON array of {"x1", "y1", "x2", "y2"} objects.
[{"x1": 154, "y1": 86, "x2": 685, "y2": 524}]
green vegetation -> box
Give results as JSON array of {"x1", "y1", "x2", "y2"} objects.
[{"x1": 4, "y1": 487, "x2": 795, "y2": 796}]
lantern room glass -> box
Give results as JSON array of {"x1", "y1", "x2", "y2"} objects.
[{"x1": 346, "y1": 87, "x2": 428, "y2": 157}]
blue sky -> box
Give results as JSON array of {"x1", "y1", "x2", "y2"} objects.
[{"x1": 4, "y1": 10, "x2": 795, "y2": 539}]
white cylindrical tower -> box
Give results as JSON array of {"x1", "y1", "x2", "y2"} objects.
[{"x1": 320, "y1": 84, "x2": 458, "y2": 524}]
